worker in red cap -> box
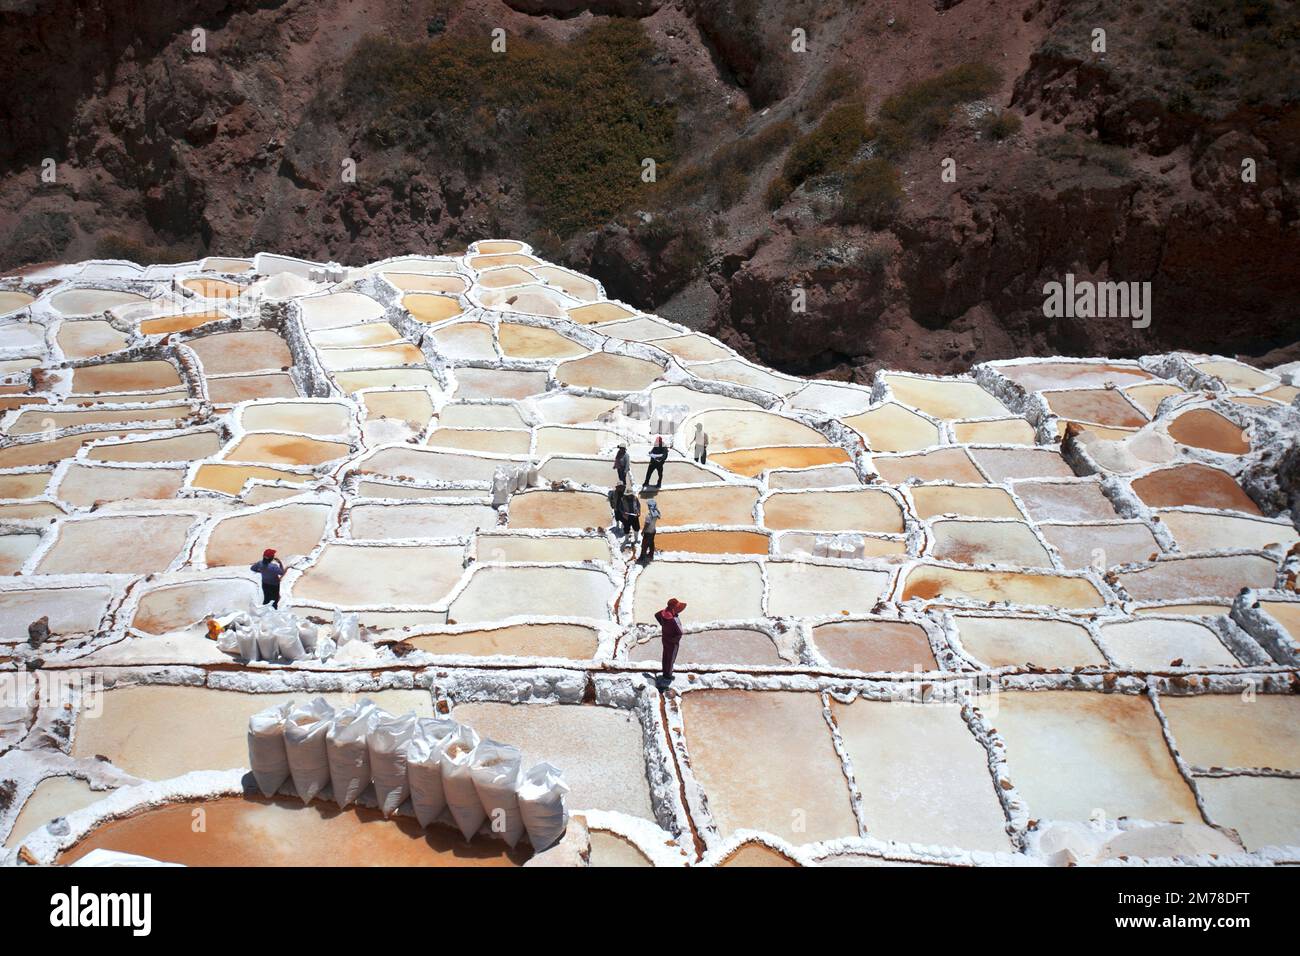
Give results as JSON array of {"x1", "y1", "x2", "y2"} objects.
[
  {"x1": 249, "y1": 548, "x2": 286, "y2": 608},
  {"x1": 653, "y1": 598, "x2": 687, "y2": 684}
]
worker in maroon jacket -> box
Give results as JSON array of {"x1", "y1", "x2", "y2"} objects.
[{"x1": 653, "y1": 598, "x2": 687, "y2": 683}]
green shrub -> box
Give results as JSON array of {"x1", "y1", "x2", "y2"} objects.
[
  {"x1": 94, "y1": 233, "x2": 194, "y2": 264},
  {"x1": 978, "y1": 109, "x2": 1023, "y2": 140},
  {"x1": 839, "y1": 158, "x2": 903, "y2": 228},
  {"x1": 806, "y1": 64, "x2": 861, "y2": 116},
  {"x1": 876, "y1": 62, "x2": 1001, "y2": 156},
  {"x1": 781, "y1": 101, "x2": 872, "y2": 188},
  {"x1": 764, "y1": 175, "x2": 791, "y2": 209}
]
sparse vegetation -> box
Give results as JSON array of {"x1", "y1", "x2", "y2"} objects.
[
  {"x1": 1037, "y1": 132, "x2": 1133, "y2": 178},
  {"x1": 839, "y1": 158, "x2": 903, "y2": 228},
  {"x1": 875, "y1": 62, "x2": 1001, "y2": 157},
  {"x1": 341, "y1": 21, "x2": 676, "y2": 236},
  {"x1": 978, "y1": 109, "x2": 1023, "y2": 141},
  {"x1": 94, "y1": 233, "x2": 195, "y2": 264},
  {"x1": 806, "y1": 64, "x2": 862, "y2": 117},
  {"x1": 766, "y1": 100, "x2": 872, "y2": 208}
]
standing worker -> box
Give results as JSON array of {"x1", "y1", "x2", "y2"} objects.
[
  {"x1": 250, "y1": 548, "x2": 285, "y2": 608},
  {"x1": 653, "y1": 598, "x2": 687, "y2": 684},
  {"x1": 645, "y1": 436, "x2": 669, "y2": 487},
  {"x1": 613, "y1": 444, "x2": 630, "y2": 486},
  {"x1": 639, "y1": 498, "x2": 660, "y2": 564},
  {"x1": 619, "y1": 486, "x2": 641, "y2": 547},
  {"x1": 693, "y1": 423, "x2": 709, "y2": 464}
]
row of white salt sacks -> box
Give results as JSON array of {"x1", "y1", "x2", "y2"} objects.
[{"x1": 247, "y1": 697, "x2": 569, "y2": 850}]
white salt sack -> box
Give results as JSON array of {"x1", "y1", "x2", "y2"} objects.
[
  {"x1": 368, "y1": 711, "x2": 419, "y2": 817},
  {"x1": 283, "y1": 697, "x2": 335, "y2": 803},
  {"x1": 440, "y1": 724, "x2": 485, "y2": 841},
  {"x1": 298, "y1": 620, "x2": 318, "y2": 653},
  {"x1": 247, "y1": 701, "x2": 293, "y2": 798},
  {"x1": 274, "y1": 622, "x2": 305, "y2": 661},
  {"x1": 254, "y1": 624, "x2": 279, "y2": 661},
  {"x1": 471, "y1": 738, "x2": 525, "y2": 847},
  {"x1": 518, "y1": 762, "x2": 570, "y2": 851},
  {"x1": 407, "y1": 716, "x2": 459, "y2": 828},
  {"x1": 327, "y1": 699, "x2": 381, "y2": 808},
  {"x1": 236, "y1": 624, "x2": 260, "y2": 662}
]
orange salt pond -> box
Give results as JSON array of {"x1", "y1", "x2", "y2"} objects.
[
  {"x1": 1131, "y1": 463, "x2": 1260, "y2": 514},
  {"x1": 1045, "y1": 389, "x2": 1148, "y2": 427},
  {"x1": 909, "y1": 484, "x2": 1022, "y2": 520},
  {"x1": 190, "y1": 330, "x2": 292, "y2": 374},
  {"x1": 191, "y1": 462, "x2": 312, "y2": 496},
  {"x1": 59, "y1": 796, "x2": 531, "y2": 867},
  {"x1": 221, "y1": 433, "x2": 350, "y2": 466},
  {"x1": 812, "y1": 620, "x2": 937, "y2": 671},
  {"x1": 508, "y1": 490, "x2": 611, "y2": 529},
  {"x1": 654, "y1": 529, "x2": 769, "y2": 555},
  {"x1": 567, "y1": 302, "x2": 636, "y2": 325},
  {"x1": 403, "y1": 292, "x2": 463, "y2": 324},
  {"x1": 712, "y1": 445, "x2": 851, "y2": 477},
  {"x1": 901, "y1": 565, "x2": 1105, "y2": 608},
  {"x1": 138, "y1": 309, "x2": 225, "y2": 335},
  {"x1": 762, "y1": 489, "x2": 902, "y2": 533},
  {"x1": 653, "y1": 485, "x2": 759, "y2": 526},
  {"x1": 1166, "y1": 408, "x2": 1250, "y2": 454}
]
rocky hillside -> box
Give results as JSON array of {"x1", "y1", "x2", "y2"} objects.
[{"x1": 2, "y1": 0, "x2": 1298, "y2": 375}]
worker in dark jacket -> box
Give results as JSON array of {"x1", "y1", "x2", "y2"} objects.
[
  {"x1": 613, "y1": 444, "x2": 630, "y2": 486},
  {"x1": 639, "y1": 499, "x2": 660, "y2": 564},
  {"x1": 645, "y1": 436, "x2": 669, "y2": 487},
  {"x1": 250, "y1": 548, "x2": 286, "y2": 608},
  {"x1": 619, "y1": 488, "x2": 641, "y2": 544},
  {"x1": 653, "y1": 598, "x2": 687, "y2": 682}
]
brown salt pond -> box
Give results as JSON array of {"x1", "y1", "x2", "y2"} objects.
[
  {"x1": 718, "y1": 842, "x2": 801, "y2": 866},
  {"x1": 221, "y1": 433, "x2": 350, "y2": 466},
  {"x1": 35, "y1": 514, "x2": 195, "y2": 574},
  {"x1": 56, "y1": 320, "x2": 128, "y2": 359},
  {"x1": 654, "y1": 485, "x2": 759, "y2": 527},
  {"x1": 844, "y1": 403, "x2": 939, "y2": 452},
  {"x1": 901, "y1": 565, "x2": 1105, "y2": 609},
  {"x1": 71, "y1": 360, "x2": 182, "y2": 393},
  {"x1": 996, "y1": 360, "x2": 1154, "y2": 392},
  {"x1": 1159, "y1": 695, "x2": 1300, "y2": 771},
  {"x1": 681, "y1": 690, "x2": 857, "y2": 844},
  {"x1": 87, "y1": 431, "x2": 223, "y2": 463},
  {"x1": 130, "y1": 576, "x2": 259, "y2": 634},
  {"x1": 448, "y1": 566, "x2": 614, "y2": 623},
  {"x1": 993, "y1": 691, "x2": 1199, "y2": 824},
  {"x1": 0, "y1": 472, "x2": 50, "y2": 498},
  {"x1": 498, "y1": 323, "x2": 587, "y2": 359},
  {"x1": 59, "y1": 796, "x2": 531, "y2": 867},
  {"x1": 832, "y1": 697, "x2": 1012, "y2": 852},
  {"x1": 813, "y1": 620, "x2": 937, "y2": 671},
  {"x1": 873, "y1": 447, "x2": 985, "y2": 484},
  {"x1": 654, "y1": 529, "x2": 770, "y2": 555},
  {"x1": 763, "y1": 489, "x2": 903, "y2": 533},
  {"x1": 953, "y1": 614, "x2": 1105, "y2": 669},
  {"x1": 952, "y1": 419, "x2": 1036, "y2": 444},
  {"x1": 1117, "y1": 554, "x2": 1278, "y2": 602},
  {"x1": 294, "y1": 543, "x2": 465, "y2": 607},
  {"x1": 406, "y1": 623, "x2": 598, "y2": 659},
  {"x1": 554, "y1": 352, "x2": 663, "y2": 391},
  {"x1": 1157, "y1": 510, "x2": 1297, "y2": 554},
  {"x1": 881, "y1": 374, "x2": 1010, "y2": 420},
  {"x1": 767, "y1": 563, "x2": 892, "y2": 617},
  {"x1": 1038, "y1": 522, "x2": 1162, "y2": 569},
  {"x1": 349, "y1": 502, "x2": 498, "y2": 539},
  {"x1": 969, "y1": 447, "x2": 1074, "y2": 481},
  {"x1": 1045, "y1": 389, "x2": 1148, "y2": 427},
  {"x1": 714, "y1": 446, "x2": 858, "y2": 478},
  {"x1": 1130, "y1": 463, "x2": 1260, "y2": 514},
  {"x1": 204, "y1": 502, "x2": 331, "y2": 565},
  {"x1": 508, "y1": 490, "x2": 610, "y2": 529},
  {"x1": 909, "y1": 484, "x2": 1022, "y2": 520},
  {"x1": 634, "y1": 560, "x2": 764, "y2": 623},
  {"x1": 207, "y1": 372, "x2": 300, "y2": 404},
  {"x1": 190, "y1": 330, "x2": 292, "y2": 374},
  {"x1": 1166, "y1": 408, "x2": 1250, "y2": 455},
  {"x1": 930, "y1": 519, "x2": 1053, "y2": 567},
  {"x1": 54, "y1": 463, "x2": 186, "y2": 507},
  {"x1": 627, "y1": 627, "x2": 785, "y2": 667},
  {"x1": 403, "y1": 292, "x2": 463, "y2": 324}
]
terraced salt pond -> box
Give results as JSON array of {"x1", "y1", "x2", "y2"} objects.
[{"x1": 3, "y1": 247, "x2": 1296, "y2": 869}]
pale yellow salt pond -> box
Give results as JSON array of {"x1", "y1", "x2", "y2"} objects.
[
  {"x1": 475, "y1": 533, "x2": 611, "y2": 563},
  {"x1": 568, "y1": 302, "x2": 635, "y2": 325},
  {"x1": 1099, "y1": 619, "x2": 1238, "y2": 670},
  {"x1": 845, "y1": 403, "x2": 939, "y2": 452},
  {"x1": 470, "y1": 253, "x2": 538, "y2": 270},
  {"x1": 589, "y1": 830, "x2": 654, "y2": 867},
  {"x1": 1037, "y1": 521, "x2": 1162, "y2": 569},
  {"x1": 475, "y1": 266, "x2": 535, "y2": 289},
  {"x1": 1197, "y1": 777, "x2": 1300, "y2": 852},
  {"x1": 477, "y1": 284, "x2": 573, "y2": 319},
  {"x1": 60, "y1": 796, "x2": 531, "y2": 867},
  {"x1": 426, "y1": 427, "x2": 531, "y2": 455},
  {"x1": 382, "y1": 272, "x2": 468, "y2": 293},
  {"x1": 681, "y1": 690, "x2": 857, "y2": 844},
  {"x1": 7, "y1": 403, "x2": 192, "y2": 435},
  {"x1": 204, "y1": 501, "x2": 331, "y2": 566},
  {"x1": 71, "y1": 359, "x2": 182, "y2": 393},
  {"x1": 533, "y1": 425, "x2": 621, "y2": 457},
  {"x1": 238, "y1": 400, "x2": 352, "y2": 436},
  {"x1": 448, "y1": 565, "x2": 614, "y2": 623},
  {"x1": 0, "y1": 290, "x2": 36, "y2": 316},
  {"x1": 874, "y1": 447, "x2": 984, "y2": 484},
  {"x1": 181, "y1": 277, "x2": 245, "y2": 299},
  {"x1": 881, "y1": 373, "x2": 1009, "y2": 420},
  {"x1": 498, "y1": 323, "x2": 587, "y2": 359},
  {"x1": 349, "y1": 502, "x2": 498, "y2": 539},
  {"x1": 1159, "y1": 694, "x2": 1300, "y2": 771},
  {"x1": 832, "y1": 697, "x2": 1012, "y2": 851},
  {"x1": 0, "y1": 472, "x2": 50, "y2": 498},
  {"x1": 508, "y1": 490, "x2": 611, "y2": 529},
  {"x1": 437, "y1": 401, "x2": 526, "y2": 429},
  {"x1": 336, "y1": 368, "x2": 437, "y2": 391},
  {"x1": 633, "y1": 560, "x2": 764, "y2": 623},
  {"x1": 294, "y1": 543, "x2": 465, "y2": 607},
  {"x1": 406, "y1": 623, "x2": 598, "y2": 659},
  {"x1": 995, "y1": 360, "x2": 1154, "y2": 392},
  {"x1": 952, "y1": 419, "x2": 1036, "y2": 444},
  {"x1": 691, "y1": 358, "x2": 802, "y2": 396},
  {"x1": 993, "y1": 691, "x2": 1199, "y2": 823},
  {"x1": 363, "y1": 390, "x2": 435, "y2": 429},
  {"x1": 452, "y1": 367, "x2": 547, "y2": 400},
  {"x1": 901, "y1": 564, "x2": 1105, "y2": 608},
  {"x1": 0, "y1": 585, "x2": 114, "y2": 641},
  {"x1": 653, "y1": 334, "x2": 733, "y2": 364},
  {"x1": 5, "y1": 776, "x2": 107, "y2": 849},
  {"x1": 970, "y1": 446, "x2": 1074, "y2": 481},
  {"x1": 647, "y1": 383, "x2": 765, "y2": 415},
  {"x1": 953, "y1": 614, "x2": 1105, "y2": 669},
  {"x1": 766, "y1": 563, "x2": 892, "y2": 617},
  {"x1": 309, "y1": 322, "x2": 403, "y2": 348},
  {"x1": 1192, "y1": 358, "x2": 1276, "y2": 390},
  {"x1": 54, "y1": 463, "x2": 185, "y2": 507},
  {"x1": 712, "y1": 445, "x2": 852, "y2": 477},
  {"x1": 762, "y1": 489, "x2": 902, "y2": 533},
  {"x1": 87, "y1": 430, "x2": 222, "y2": 463},
  {"x1": 531, "y1": 265, "x2": 600, "y2": 301},
  {"x1": 654, "y1": 485, "x2": 759, "y2": 526},
  {"x1": 221, "y1": 433, "x2": 350, "y2": 466},
  {"x1": 767, "y1": 465, "x2": 861, "y2": 489},
  {"x1": 56, "y1": 320, "x2": 128, "y2": 359},
  {"x1": 403, "y1": 292, "x2": 463, "y2": 324},
  {"x1": 685, "y1": 409, "x2": 828, "y2": 452},
  {"x1": 35, "y1": 514, "x2": 195, "y2": 574},
  {"x1": 0, "y1": 532, "x2": 41, "y2": 574},
  {"x1": 49, "y1": 288, "x2": 148, "y2": 317},
  {"x1": 528, "y1": 393, "x2": 620, "y2": 425},
  {"x1": 360, "y1": 446, "x2": 519, "y2": 483},
  {"x1": 929, "y1": 519, "x2": 1053, "y2": 567},
  {"x1": 554, "y1": 352, "x2": 663, "y2": 391},
  {"x1": 909, "y1": 484, "x2": 1022, "y2": 520},
  {"x1": 130, "y1": 575, "x2": 259, "y2": 634}
]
